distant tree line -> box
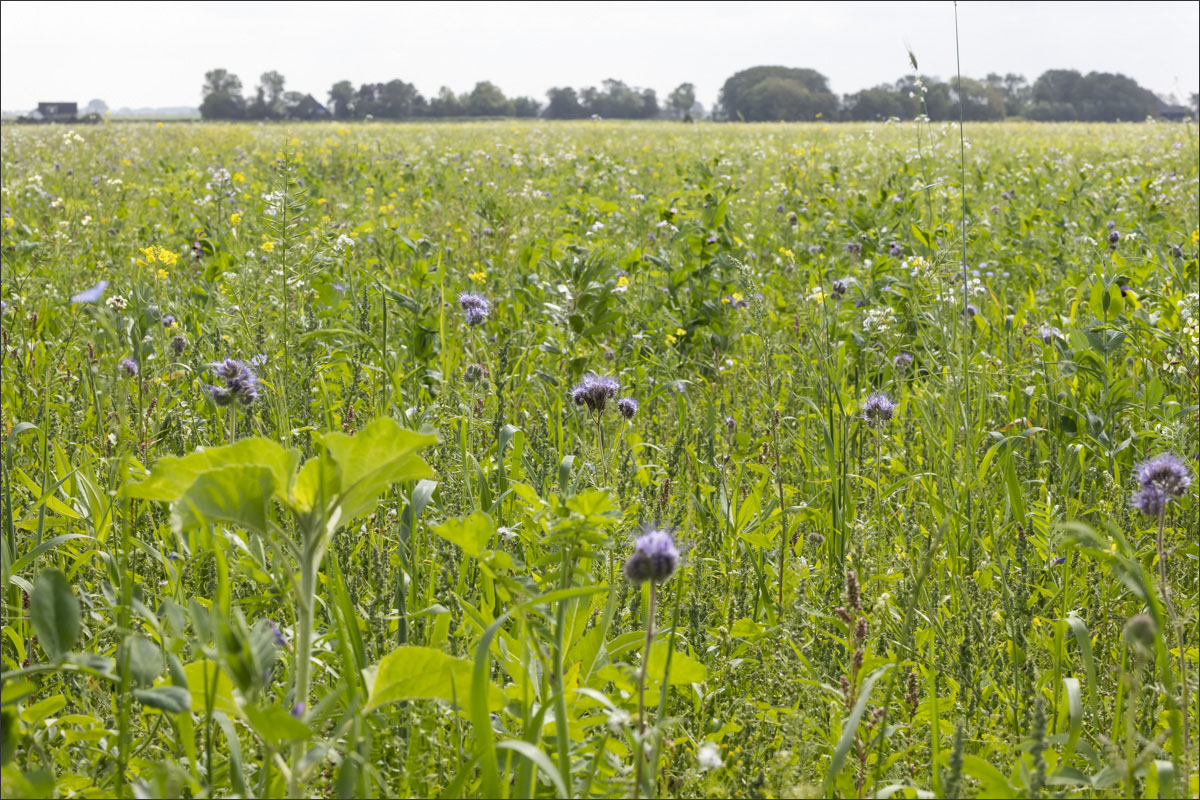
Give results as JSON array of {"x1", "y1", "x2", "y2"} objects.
[{"x1": 199, "y1": 66, "x2": 1195, "y2": 122}]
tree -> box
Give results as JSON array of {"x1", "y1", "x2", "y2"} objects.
[
  {"x1": 467, "y1": 81, "x2": 511, "y2": 117},
  {"x1": 85, "y1": 98, "x2": 108, "y2": 114},
  {"x1": 200, "y1": 68, "x2": 246, "y2": 119},
  {"x1": 545, "y1": 87, "x2": 585, "y2": 119},
  {"x1": 668, "y1": 83, "x2": 696, "y2": 119},
  {"x1": 256, "y1": 71, "x2": 287, "y2": 119},
  {"x1": 512, "y1": 96, "x2": 542, "y2": 117},
  {"x1": 379, "y1": 79, "x2": 425, "y2": 118},
  {"x1": 328, "y1": 80, "x2": 356, "y2": 119},
  {"x1": 719, "y1": 66, "x2": 833, "y2": 120},
  {"x1": 428, "y1": 87, "x2": 463, "y2": 117},
  {"x1": 741, "y1": 76, "x2": 837, "y2": 121},
  {"x1": 843, "y1": 86, "x2": 905, "y2": 121}
]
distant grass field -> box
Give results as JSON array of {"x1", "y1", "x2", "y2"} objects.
[{"x1": 1, "y1": 120, "x2": 1197, "y2": 798}]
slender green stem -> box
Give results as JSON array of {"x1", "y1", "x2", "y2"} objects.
[
  {"x1": 634, "y1": 581, "x2": 657, "y2": 799},
  {"x1": 1157, "y1": 508, "x2": 1191, "y2": 789},
  {"x1": 552, "y1": 551, "x2": 573, "y2": 796},
  {"x1": 289, "y1": 551, "x2": 316, "y2": 798}
]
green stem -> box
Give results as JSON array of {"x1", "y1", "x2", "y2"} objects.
[
  {"x1": 634, "y1": 581, "x2": 657, "y2": 799},
  {"x1": 289, "y1": 554, "x2": 316, "y2": 798},
  {"x1": 552, "y1": 552, "x2": 573, "y2": 796},
  {"x1": 1157, "y1": 508, "x2": 1191, "y2": 789}
]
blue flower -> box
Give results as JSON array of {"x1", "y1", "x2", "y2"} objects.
[
  {"x1": 70, "y1": 280, "x2": 109, "y2": 304},
  {"x1": 1132, "y1": 453, "x2": 1191, "y2": 517},
  {"x1": 571, "y1": 373, "x2": 619, "y2": 414},
  {"x1": 624, "y1": 528, "x2": 679, "y2": 584},
  {"x1": 861, "y1": 392, "x2": 896, "y2": 427},
  {"x1": 458, "y1": 292, "x2": 491, "y2": 326},
  {"x1": 617, "y1": 397, "x2": 638, "y2": 420},
  {"x1": 120, "y1": 358, "x2": 139, "y2": 378}
]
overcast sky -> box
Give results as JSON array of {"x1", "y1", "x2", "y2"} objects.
[{"x1": 2, "y1": 0, "x2": 1197, "y2": 111}]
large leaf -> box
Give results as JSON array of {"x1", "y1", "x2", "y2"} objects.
[
  {"x1": 171, "y1": 466, "x2": 274, "y2": 535},
  {"x1": 30, "y1": 569, "x2": 79, "y2": 660},
  {"x1": 184, "y1": 661, "x2": 240, "y2": 717},
  {"x1": 320, "y1": 419, "x2": 437, "y2": 521},
  {"x1": 133, "y1": 686, "x2": 192, "y2": 714},
  {"x1": 430, "y1": 512, "x2": 494, "y2": 558},
  {"x1": 363, "y1": 646, "x2": 504, "y2": 713},
  {"x1": 646, "y1": 639, "x2": 707, "y2": 686},
  {"x1": 122, "y1": 437, "x2": 297, "y2": 503}
]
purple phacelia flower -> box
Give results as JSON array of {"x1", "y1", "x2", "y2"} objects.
[
  {"x1": 624, "y1": 527, "x2": 679, "y2": 584},
  {"x1": 861, "y1": 392, "x2": 896, "y2": 427},
  {"x1": 571, "y1": 373, "x2": 619, "y2": 415},
  {"x1": 458, "y1": 292, "x2": 490, "y2": 326},
  {"x1": 888, "y1": 242, "x2": 903, "y2": 257},
  {"x1": 161, "y1": 314, "x2": 176, "y2": 327},
  {"x1": 1132, "y1": 453, "x2": 1191, "y2": 517},
  {"x1": 617, "y1": 397, "x2": 638, "y2": 420},
  {"x1": 894, "y1": 352, "x2": 914, "y2": 372},
  {"x1": 120, "y1": 358, "x2": 139, "y2": 378},
  {"x1": 211, "y1": 359, "x2": 260, "y2": 405}
]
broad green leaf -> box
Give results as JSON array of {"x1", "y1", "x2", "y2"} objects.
[
  {"x1": 290, "y1": 452, "x2": 341, "y2": 514},
  {"x1": 123, "y1": 437, "x2": 297, "y2": 503},
  {"x1": 30, "y1": 569, "x2": 79, "y2": 660},
  {"x1": 122, "y1": 634, "x2": 162, "y2": 688},
  {"x1": 363, "y1": 646, "x2": 504, "y2": 712},
  {"x1": 646, "y1": 640, "x2": 707, "y2": 686},
  {"x1": 184, "y1": 661, "x2": 239, "y2": 717},
  {"x1": 243, "y1": 704, "x2": 311, "y2": 744},
  {"x1": 320, "y1": 419, "x2": 437, "y2": 521},
  {"x1": 430, "y1": 512, "x2": 494, "y2": 558},
  {"x1": 960, "y1": 754, "x2": 1016, "y2": 798},
  {"x1": 133, "y1": 686, "x2": 192, "y2": 714},
  {"x1": 171, "y1": 465, "x2": 274, "y2": 535}
]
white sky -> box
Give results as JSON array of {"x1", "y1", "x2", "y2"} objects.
[{"x1": 1, "y1": 0, "x2": 1197, "y2": 111}]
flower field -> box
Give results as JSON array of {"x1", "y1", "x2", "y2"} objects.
[{"x1": 1, "y1": 119, "x2": 1197, "y2": 798}]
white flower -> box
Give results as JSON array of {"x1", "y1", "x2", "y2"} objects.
[
  {"x1": 105, "y1": 295, "x2": 128, "y2": 311},
  {"x1": 606, "y1": 708, "x2": 630, "y2": 734},
  {"x1": 697, "y1": 743, "x2": 724, "y2": 770}
]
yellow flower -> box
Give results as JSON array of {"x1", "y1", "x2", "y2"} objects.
[
  {"x1": 665, "y1": 333, "x2": 678, "y2": 346},
  {"x1": 230, "y1": 212, "x2": 242, "y2": 226},
  {"x1": 675, "y1": 328, "x2": 686, "y2": 337},
  {"x1": 617, "y1": 276, "x2": 629, "y2": 289},
  {"x1": 261, "y1": 240, "x2": 276, "y2": 253},
  {"x1": 469, "y1": 270, "x2": 487, "y2": 283},
  {"x1": 157, "y1": 248, "x2": 179, "y2": 267},
  {"x1": 157, "y1": 269, "x2": 169, "y2": 281},
  {"x1": 140, "y1": 246, "x2": 158, "y2": 264},
  {"x1": 731, "y1": 292, "x2": 743, "y2": 302}
]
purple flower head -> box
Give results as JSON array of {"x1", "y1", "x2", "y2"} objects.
[
  {"x1": 617, "y1": 397, "x2": 638, "y2": 420},
  {"x1": 705, "y1": 233, "x2": 718, "y2": 245},
  {"x1": 888, "y1": 242, "x2": 903, "y2": 257},
  {"x1": 894, "y1": 352, "x2": 914, "y2": 372},
  {"x1": 267, "y1": 621, "x2": 287, "y2": 648},
  {"x1": 1132, "y1": 453, "x2": 1191, "y2": 516},
  {"x1": 1108, "y1": 230, "x2": 1121, "y2": 245},
  {"x1": 161, "y1": 314, "x2": 176, "y2": 327},
  {"x1": 831, "y1": 278, "x2": 848, "y2": 298},
  {"x1": 70, "y1": 280, "x2": 109, "y2": 304},
  {"x1": 966, "y1": 303, "x2": 979, "y2": 318},
  {"x1": 844, "y1": 241, "x2": 862, "y2": 255},
  {"x1": 250, "y1": 353, "x2": 268, "y2": 367},
  {"x1": 204, "y1": 384, "x2": 233, "y2": 407},
  {"x1": 291, "y1": 702, "x2": 306, "y2": 719},
  {"x1": 170, "y1": 335, "x2": 187, "y2": 355},
  {"x1": 861, "y1": 392, "x2": 896, "y2": 427},
  {"x1": 775, "y1": 203, "x2": 786, "y2": 213},
  {"x1": 120, "y1": 358, "x2": 139, "y2": 378},
  {"x1": 458, "y1": 292, "x2": 491, "y2": 326},
  {"x1": 571, "y1": 373, "x2": 619, "y2": 415},
  {"x1": 624, "y1": 527, "x2": 679, "y2": 584},
  {"x1": 1106, "y1": 220, "x2": 1116, "y2": 229},
  {"x1": 212, "y1": 359, "x2": 260, "y2": 405},
  {"x1": 808, "y1": 244, "x2": 824, "y2": 256},
  {"x1": 725, "y1": 415, "x2": 736, "y2": 433}
]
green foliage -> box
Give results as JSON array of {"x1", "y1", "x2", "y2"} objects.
[{"x1": 0, "y1": 119, "x2": 1197, "y2": 799}]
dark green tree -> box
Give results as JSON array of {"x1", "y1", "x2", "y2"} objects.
[
  {"x1": 328, "y1": 80, "x2": 356, "y2": 119},
  {"x1": 467, "y1": 81, "x2": 511, "y2": 116},
  {"x1": 545, "y1": 87, "x2": 585, "y2": 119},
  {"x1": 719, "y1": 66, "x2": 834, "y2": 120},
  {"x1": 668, "y1": 83, "x2": 696, "y2": 119},
  {"x1": 200, "y1": 68, "x2": 246, "y2": 119}
]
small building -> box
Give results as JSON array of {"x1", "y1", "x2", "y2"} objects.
[
  {"x1": 1158, "y1": 104, "x2": 1193, "y2": 122},
  {"x1": 286, "y1": 94, "x2": 331, "y2": 121},
  {"x1": 32, "y1": 102, "x2": 78, "y2": 122}
]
